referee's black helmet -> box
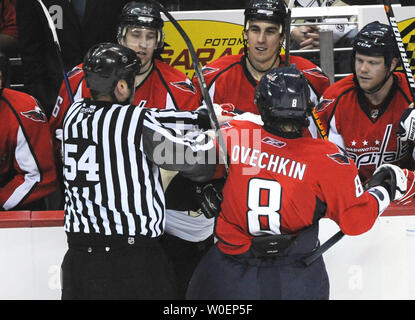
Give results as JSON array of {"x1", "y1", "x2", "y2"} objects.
[{"x1": 83, "y1": 43, "x2": 141, "y2": 96}]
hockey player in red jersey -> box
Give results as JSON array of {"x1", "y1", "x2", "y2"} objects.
[
  {"x1": 0, "y1": 53, "x2": 57, "y2": 211},
  {"x1": 192, "y1": 0, "x2": 330, "y2": 138},
  {"x1": 185, "y1": 66, "x2": 413, "y2": 300},
  {"x1": 314, "y1": 21, "x2": 414, "y2": 183}
]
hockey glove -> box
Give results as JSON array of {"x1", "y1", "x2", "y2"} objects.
[
  {"x1": 397, "y1": 103, "x2": 415, "y2": 142},
  {"x1": 394, "y1": 169, "x2": 415, "y2": 205},
  {"x1": 364, "y1": 164, "x2": 407, "y2": 201},
  {"x1": 213, "y1": 103, "x2": 238, "y2": 116},
  {"x1": 195, "y1": 183, "x2": 223, "y2": 219}
]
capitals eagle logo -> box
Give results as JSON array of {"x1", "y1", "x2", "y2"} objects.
[
  {"x1": 21, "y1": 106, "x2": 47, "y2": 123},
  {"x1": 302, "y1": 68, "x2": 329, "y2": 80},
  {"x1": 170, "y1": 80, "x2": 196, "y2": 94},
  {"x1": 327, "y1": 152, "x2": 350, "y2": 165}
]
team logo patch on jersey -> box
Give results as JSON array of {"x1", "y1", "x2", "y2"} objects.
[
  {"x1": 262, "y1": 137, "x2": 286, "y2": 148},
  {"x1": 220, "y1": 122, "x2": 233, "y2": 129},
  {"x1": 302, "y1": 68, "x2": 329, "y2": 80},
  {"x1": 201, "y1": 67, "x2": 219, "y2": 76},
  {"x1": 170, "y1": 80, "x2": 196, "y2": 94},
  {"x1": 315, "y1": 98, "x2": 335, "y2": 113},
  {"x1": 327, "y1": 152, "x2": 350, "y2": 165},
  {"x1": 21, "y1": 106, "x2": 47, "y2": 123}
]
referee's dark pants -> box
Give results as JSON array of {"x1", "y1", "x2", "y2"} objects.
[{"x1": 61, "y1": 233, "x2": 178, "y2": 300}]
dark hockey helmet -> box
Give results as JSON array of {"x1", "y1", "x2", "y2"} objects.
[
  {"x1": 117, "y1": 1, "x2": 164, "y2": 48},
  {"x1": 83, "y1": 43, "x2": 141, "y2": 96},
  {"x1": 255, "y1": 66, "x2": 311, "y2": 135},
  {"x1": 352, "y1": 21, "x2": 399, "y2": 67},
  {"x1": 244, "y1": 0, "x2": 287, "y2": 33}
]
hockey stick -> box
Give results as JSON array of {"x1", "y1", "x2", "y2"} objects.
[
  {"x1": 36, "y1": 0, "x2": 74, "y2": 105},
  {"x1": 284, "y1": 0, "x2": 295, "y2": 66},
  {"x1": 383, "y1": 0, "x2": 415, "y2": 102},
  {"x1": 302, "y1": 230, "x2": 344, "y2": 266},
  {"x1": 149, "y1": 0, "x2": 229, "y2": 173}
]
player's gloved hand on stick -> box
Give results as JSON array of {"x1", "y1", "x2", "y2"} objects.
[
  {"x1": 364, "y1": 164, "x2": 408, "y2": 201},
  {"x1": 397, "y1": 103, "x2": 415, "y2": 142}
]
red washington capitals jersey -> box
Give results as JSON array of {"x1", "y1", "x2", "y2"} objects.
[
  {"x1": 49, "y1": 59, "x2": 200, "y2": 167},
  {"x1": 315, "y1": 73, "x2": 414, "y2": 182},
  {"x1": 193, "y1": 54, "x2": 330, "y2": 113},
  {"x1": 0, "y1": 88, "x2": 57, "y2": 210},
  {"x1": 214, "y1": 119, "x2": 383, "y2": 255}
]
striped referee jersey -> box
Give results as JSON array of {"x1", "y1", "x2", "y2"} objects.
[{"x1": 62, "y1": 99, "x2": 215, "y2": 238}]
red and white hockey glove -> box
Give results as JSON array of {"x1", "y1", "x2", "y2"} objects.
[
  {"x1": 365, "y1": 164, "x2": 408, "y2": 201},
  {"x1": 213, "y1": 103, "x2": 237, "y2": 116},
  {"x1": 394, "y1": 168, "x2": 415, "y2": 205}
]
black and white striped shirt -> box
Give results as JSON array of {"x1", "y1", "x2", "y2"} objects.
[{"x1": 62, "y1": 99, "x2": 215, "y2": 238}]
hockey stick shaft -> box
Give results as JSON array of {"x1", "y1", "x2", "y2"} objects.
[
  {"x1": 284, "y1": 0, "x2": 295, "y2": 66},
  {"x1": 149, "y1": 0, "x2": 229, "y2": 173},
  {"x1": 383, "y1": 0, "x2": 415, "y2": 102},
  {"x1": 302, "y1": 230, "x2": 344, "y2": 266},
  {"x1": 37, "y1": 0, "x2": 74, "y2": 105}
]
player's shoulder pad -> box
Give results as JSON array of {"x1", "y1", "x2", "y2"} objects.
[
  {"x1": 2, "y1": 88, "x2": 48, "y2": 123},
  {"x1": 67, "y1": 63, "x2": 84, "y2": 79},
  {"x1": 154, "y1": 60, "x2": 196, "y2": 94},
  {"x1": 200, "y1": 54, "x2": 243, "y2": 78},
  {"x1": 318, "y1": 75, "x2": 355, "y2": 103},
  {"x1": 326, "y1": 145, "x2": 352, "y2": 166}
]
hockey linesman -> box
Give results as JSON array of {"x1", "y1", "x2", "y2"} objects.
[
  {"x1": 60, "y1": 43, "x2": 217, "y2": 300},
  {"x1": 185, "y1": 66, "x2": 415, "y2": 300},
  {"x1": 49, "y1": 1, "x2": 219, "y2": 297}
]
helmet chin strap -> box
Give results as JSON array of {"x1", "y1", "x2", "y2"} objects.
[
  {"x1": 137, "y1": 60, "x2": 153, "y2": 75},
  {"x1": 359, "y1": 69, "x2": 393, "y2": 95},
  {"x1": 246, "y1": 53, "x2": 279, "y2": 74}
]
